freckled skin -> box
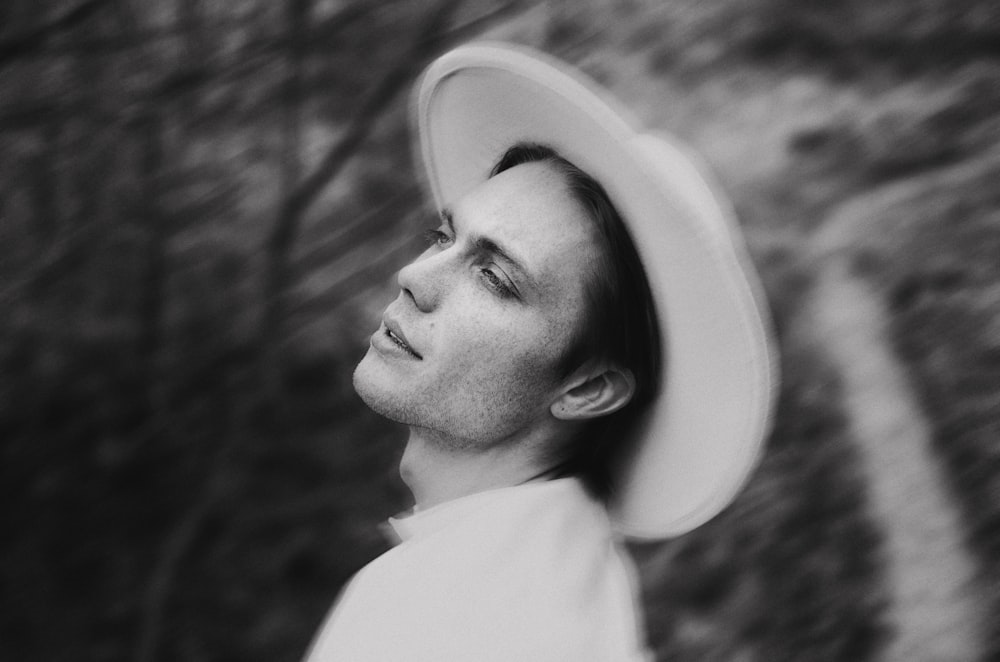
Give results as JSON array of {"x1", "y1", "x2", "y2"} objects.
[{"x1": 353, "y1": 162, "x2": 601, "y2": 450}]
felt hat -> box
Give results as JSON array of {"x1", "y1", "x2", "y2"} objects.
[{"x1": 412, "y1": 42, "x2": 778, "y2": 538}]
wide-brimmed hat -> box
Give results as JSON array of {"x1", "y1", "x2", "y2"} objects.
[{"x1": 412, "y1": 42, "x2": 778, "y2": 538}]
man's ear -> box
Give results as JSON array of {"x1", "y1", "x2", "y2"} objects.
[{"x1": 550, "y1": 365, "x2": 636, "y2": 421}]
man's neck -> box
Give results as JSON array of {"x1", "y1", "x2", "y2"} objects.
[{"x1": 399, "y1": 427, "x2": 560, "y2": 510}]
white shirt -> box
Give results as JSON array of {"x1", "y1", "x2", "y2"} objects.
[{"x1": 303, "y1": 478, "x2": 652, "y2": 661}]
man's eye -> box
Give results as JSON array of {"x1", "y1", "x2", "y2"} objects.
[
  {"x1": 480, "y1": 268, "x2": 515, "y2": 299},
  {"x1": 422, "y1": 228, "x2": 452, "y2": 247}
]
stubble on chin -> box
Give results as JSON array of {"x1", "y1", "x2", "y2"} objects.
[
  {"x1": 352, "y1": 350, "x2": 412, "y2": 424},
  {"x1": 351, "y1": 352, "x2": 481, "y2": 452}
]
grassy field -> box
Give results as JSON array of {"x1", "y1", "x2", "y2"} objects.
[{"x1": 2, "y1": 1, "x2": 999, "y2": 660}]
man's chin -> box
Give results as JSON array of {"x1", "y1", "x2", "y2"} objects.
[{"x1": 352, "y1": 353, "x2": 412, "y2": 424}]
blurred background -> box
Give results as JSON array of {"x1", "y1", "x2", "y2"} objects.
[{"x1": 2, "y1": 0, "x2": 1000, "y2": 660}]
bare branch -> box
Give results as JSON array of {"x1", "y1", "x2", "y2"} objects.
[
  {"x1": 0, "y1": 0, "x2": 111, "y2": 70},
  {"x1": 292, "y1": 220, "x2": 426, "y2": 320},
  {"x1": 291, "y1": 182, "x2": 421, "y2": 278},
  {"x1": 279, "y1": 0, "x2": 466, "y2": 225},
  {"x1": 279, "y1": 0, "x2": 527, "y2": 223},
  {"x1": 134, "y1": 480, "x2": 217, "y2": 662}
]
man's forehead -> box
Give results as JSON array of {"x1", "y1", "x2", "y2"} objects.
[{"x1": 454, "y1": 163, "x2": 592, "y2": 244}]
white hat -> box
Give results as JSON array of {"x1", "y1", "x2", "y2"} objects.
[{"x1": 412, "y1": 42, "x2": 778, "y2": 538}]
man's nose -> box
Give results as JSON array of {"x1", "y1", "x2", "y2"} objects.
[{"x1": 396, "y1": 249, "x2": 449, "y2": 313}]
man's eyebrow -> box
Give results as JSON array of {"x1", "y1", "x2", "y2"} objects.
[{"x1": 474, "y1": 236, "x2": 530, "y2": 284}]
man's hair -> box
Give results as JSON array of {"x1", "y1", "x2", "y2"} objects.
[{"x1": 490, "y1": 143, "x2": 661, "y2": 499}]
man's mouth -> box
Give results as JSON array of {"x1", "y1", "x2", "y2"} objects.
[{"x1": 385, "y1": 326, "x2": 422, "y2": 359}]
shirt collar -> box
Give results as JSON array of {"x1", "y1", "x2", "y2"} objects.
[{"x1": 386, "y1": 477, "x2": 588, "y2": 544}]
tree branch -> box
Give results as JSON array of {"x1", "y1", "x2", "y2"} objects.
[
  {"x1": 0, "y1": 0, "x2": 111, "y2": 70},
  {"x1": 292, "y1": 219, "x2": 426, "y2": 320},
  {"x1": 278, "y1": 0, "x2": 467, "y2": 226},
  {"x1": 291, "y1": 182, "x2": 421, "y2": 278},
  {"x1": 277, "y1": 0, "x2": 526, "y2": 224}
]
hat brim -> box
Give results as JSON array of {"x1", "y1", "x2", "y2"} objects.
[{"x1": 413, "y1": 42, "x2": 778, "y2": 538}]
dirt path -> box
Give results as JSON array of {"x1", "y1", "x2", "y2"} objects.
[{"x1": 806, "y1": 251, "x2": 981, "y2": 661}]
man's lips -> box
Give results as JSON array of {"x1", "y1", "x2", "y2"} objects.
[{"x1": 383, "y1": 317, "x2": 422, "y2": 359}]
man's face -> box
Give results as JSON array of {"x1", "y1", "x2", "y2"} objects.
[{"x1": 352, "y1": 161, "x2": 602, "y2": 449}]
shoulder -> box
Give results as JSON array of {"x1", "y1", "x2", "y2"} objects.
[{"x1": 306, "y1": 480, "x2": 651, "y2": 661}]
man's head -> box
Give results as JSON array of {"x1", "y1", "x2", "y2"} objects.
[{"x1": 353, "y1": 143, "x2": 660, "y2": 496}]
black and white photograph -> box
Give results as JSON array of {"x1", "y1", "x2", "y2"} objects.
[{"x1": 2, "y1": 1, "x2": 999, "y2": 660}]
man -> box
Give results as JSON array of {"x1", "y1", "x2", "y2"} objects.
[{"x1": 304, "y1": 43, "x2": 777, "y2": 661}]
